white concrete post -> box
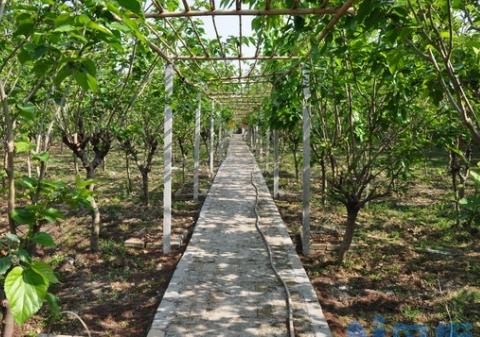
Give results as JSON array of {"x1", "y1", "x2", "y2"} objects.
[
  {"x1": 218, "y1": 118, "x2": 223, "y2": 161},
  {"x1": 259, "y1": 129, "x2": 263, "y2": 157},
  {"x1": 163, "y1": 64, "x2": 173, "y2": 254},
  {"x1": 194, "y1": 93, "x2": 201, "y2": 202},
  {"x1": 209, "y1": 101, "x2": 215, "y2": 175},
  {"x1": 266, "y1": 129, "x2": 270, "y2": 171},
  {"x1": 302, "y1": 68, "x2": 311, "y2": 256},
  {"x1": 273, "y1": 129, "x2": 279, "y2": 199},
  {"x1": 256, "y1": 126, "x2": 261, "y2": 155},
  {"x1": 249, "y1": 127, "x2": 253, "y2": 148}
]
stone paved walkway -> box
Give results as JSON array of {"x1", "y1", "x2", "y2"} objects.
[{"x1": 147, "y1": 135, "x2": 332, "y2": 337}]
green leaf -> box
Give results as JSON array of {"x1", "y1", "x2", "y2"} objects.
[
  {"x1": 53, "y1": 24, "x2": 77, "y2": 32},
  {"x1": 86, "y1": 72, "x2": 97, "y2": 91},
  {"x1": 118, "y1": 14, "x2": 146, "y2": 42},
  {"x1": 54, "y1": 63, "x2": 73, "y2": 86},
  {"x1": 16, "y1": 249, "x2": 31, "y2": 264},
  {"x1": 32, "y1": 60, "x2": 53, "y2": 76},
  {"x1": 41, "y1": 208, "x2": 64, "y2": 224},
  {"x1": 5, "y1": 266, "x2": 48, "y2": 325},
  {"x1": 470, "y1": 170, "x2": 480, "y2": 184},
  {"x1": 74, "y1": 70, "x2": 97, "y2": 92},
  {"x1": 5, "y1": 233, "x2": 20, "y2": 244},
  {"x1": 69, "y1": 33, "x2": 88, "y2": 43},
  {"x1": 11, "y1": 207, "x2": 36, "y2": 226},
  {"x1": 87, "y1": 21, "x2": 113, "y2": 35},
  {"x1": 76, "y1": 14, "x2": 91, "y2": 25},
  {"x1": 75, "y1": 176, "x2": 94, "y2": 189},
  {"x1": 54, "y1": 14, "x2": 74, "y2": 28},
  {"x1": 81, "y1": 59, "x2": 97, "y2": 76},
  {"x1": 32, "y1": 151, "x2": 49, "y2": 163},
  {"x1": 0, "y1": 257, "x2": 12, "y2": 275},
  {"x1": 17, "y1": 104, "x2": 36, "y2": 121},
  {"x1": 14, "y1": 19, "x2": 34, "y2": 37},
  {"x1": 116, "y1": 0, "x2": 143, "y2": 16},
  {"x1": 440, "y1": 31, "x2": 451, "y2": 39},
  {"x1": 31, "y1": 261, "x2": 59, "y2": 284},
  {"x1": 15, "y1": 141, "x2": 34, "y2": 153},
  {"x1": 109, "y1": 21, "x2": 130, "y2": 32},
  {"x1": 17, "y1": 176, "x2": 36, "y2": 191},
  {"x1": 46, "y1": 293, "x2": 60, "y2": 316},
  {"x1": 32, "y1": 232, "x2": 56, "y2": 248}
]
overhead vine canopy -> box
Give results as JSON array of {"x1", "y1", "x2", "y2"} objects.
[{"x1": 138, "y1": 0, "x2": 355, "y2": 119}]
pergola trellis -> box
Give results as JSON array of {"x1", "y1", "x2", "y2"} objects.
[{"x1": 143, "y1": 0, "x2": 355, "y2": 256}]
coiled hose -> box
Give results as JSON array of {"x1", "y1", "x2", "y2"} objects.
[{"x1": 250, "y1": 170, "x2": 295, "y2": 337}]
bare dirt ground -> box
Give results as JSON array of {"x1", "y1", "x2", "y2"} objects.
[
  {"x1": 1, "y1": 144, "x2": 479, "y2": 337},
  {"x1": 258, "y1": 152, "x2": 480, "y2": 337},
  {"x1": 1, "y1": 145, "x2": 214, "y2": 337}
]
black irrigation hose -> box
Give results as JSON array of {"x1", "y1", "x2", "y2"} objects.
[{"x1": 250, "y1": 170, "x2": 295, "y2": 337}]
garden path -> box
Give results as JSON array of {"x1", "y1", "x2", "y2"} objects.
[{"x1": 147, "y1": 135, "x2": 331, "y2": 337}]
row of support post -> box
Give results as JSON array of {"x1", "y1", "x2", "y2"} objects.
[
  {"x1": 164, "y1": 63, "x2": 310, "y2": 256},
  {"x1": 263, "y1": 68, "x2": 311, "y2": 255},
  {"x1": 163, "y1": 64, "x2": 220, "y2": 254}
]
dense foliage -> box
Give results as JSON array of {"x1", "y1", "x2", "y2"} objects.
[{"x1": 0, "y1": 0, "x2": 478, "y2": 335}]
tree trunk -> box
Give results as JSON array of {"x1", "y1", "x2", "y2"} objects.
[
  {"x1": 0, "y1": 80, "x2": 16, "y2": 336},
  {"x1": 337, "y1": 205, "x2": 360, "y2": 264},
  {"x1": 1, "y1": 152, "x2": 6, "y2": 190},
  {"x1": 293, "y1": 150, "x2": 299, "y2": 183},
  {"x1": 181, "y1": 154, "x2": 186, "y2": 186},
  {"x1": 320, "y1": 154, "x2": 327, "y2": 206},
  {"x1": 141, "y1": 168, "x2": 149, "y2": 206},
  {"x1": 125, "y1": 153, "x2": 132, "y2": 195},
  {"x1": 73, "y1": 154, "x2": 79, "y2": 174},
  {"x1": 87, "y1": 168, "x2": 100, "y2": 252},
  {"x1": 5, "y1": 114, "x2": 15, "y2": 235},
  {"x1": 450, "y1": 150, "x2": 461, "y2": 226},
  {"x1": 26, "y1": 153, "x2": 32, "y2": 178},
  {"x1": 1, "y1": 300, "x2": 14, "y2": 337},
  {"x1": 457, "y1": 141, "x2": 471, "y2": 201}
]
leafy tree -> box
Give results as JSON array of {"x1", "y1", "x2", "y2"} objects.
[
  {"x1": 116, "y1": 58, "x2": 165, "y2": 205},
  {"x1": 313, "y1": 29, "x2": 431, "y2": 263}
]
